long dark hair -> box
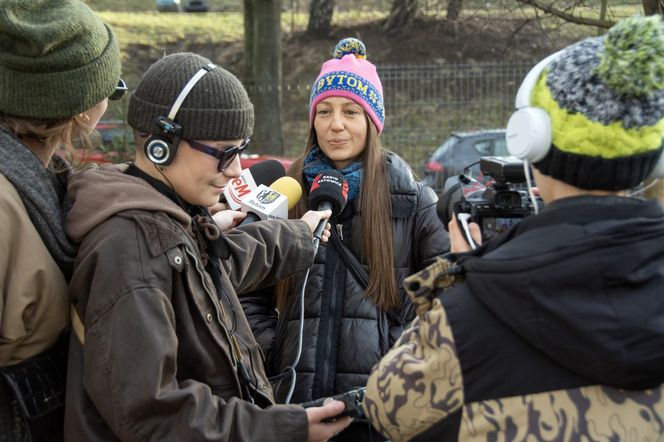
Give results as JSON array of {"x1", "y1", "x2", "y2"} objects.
[{"x1": 275, "y1": 115, "x2": 399, "y2": 312}]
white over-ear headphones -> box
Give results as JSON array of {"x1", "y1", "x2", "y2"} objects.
[
  {"x1": 506, "y1": 52, "x2": 664, "y2": 180},
  {"x1": 505, "y1": 51, "x2": 563, "y2": 163}
]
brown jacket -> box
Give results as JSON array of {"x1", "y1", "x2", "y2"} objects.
[
  {"x1": 64, "y1": 164, "x2": 312, "y2": 441},
  {"x1": 0, "y1": 174, "x2": 68, "y2": 366}
]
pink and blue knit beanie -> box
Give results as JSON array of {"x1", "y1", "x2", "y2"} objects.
[{"x1": 309, "y1": 38, "x2": 385, "y2": 133}]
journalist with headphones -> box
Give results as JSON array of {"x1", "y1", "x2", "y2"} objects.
[
  {"x1": 64, "y1": 52, "x2": 350, "y2": 441},
  {"x1": 362, "y1": 16, "x2": 664, "y2": 441}
]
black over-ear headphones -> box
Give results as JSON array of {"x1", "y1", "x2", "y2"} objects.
[
  {"x1": 144, "y1": 63, "x2": 217, "y2": 166},
  {"x1": 506, "y1": 52, "x2": 664, "y2": 180}
]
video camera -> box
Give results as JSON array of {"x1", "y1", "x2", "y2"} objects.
[{"x1": 437, "y1": 156, "x2": 542, "y2": 241}]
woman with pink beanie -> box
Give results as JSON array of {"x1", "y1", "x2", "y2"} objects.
[{"x1": 243, "y1": 38, "x2": 450, "y2": 441}]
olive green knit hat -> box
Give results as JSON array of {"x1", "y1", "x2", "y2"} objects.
[
  {"x1": 0, "y1": 0, "x2": 121, "y2": 120},
  {"x1": 531, "y1": 15, "x2": 664, "y2": 190},
  {"x1": 127, "y1": 53, "x2": 254, "y2": 141}
]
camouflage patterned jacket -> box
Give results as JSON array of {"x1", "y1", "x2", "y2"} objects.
[{"x1": 364, "y1": 195, "x2": 664, "y2": 441}]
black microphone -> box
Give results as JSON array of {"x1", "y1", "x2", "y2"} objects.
[
  {"x1": 308, "y1": 170, "x2": 349, "y2": 250},
  {"x1": 221, "y1": 159, "x2": 286, "y2": 208}
]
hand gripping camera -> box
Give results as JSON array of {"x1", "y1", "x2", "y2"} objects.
[
  {"x1": 301, "y1": 387, "x2": 366, "y2": 422},
  {"x1": 437, "y1": 156, "x2": 542, "y2": 241}
]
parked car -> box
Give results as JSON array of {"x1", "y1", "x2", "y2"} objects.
[
  {"x1": 156, "y1": 0, "x2": 180, "y2": 12},
  {"x1": 422, "y1": 129, "x2": 508, "y2": 194},
  {"x1": 182, "y1": 0, "x2": 209, "y2": 12}
]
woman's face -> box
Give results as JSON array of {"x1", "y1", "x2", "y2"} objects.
[
  {"x1": 164, "y1": 139, "x2": 243, "y2": 207},
  {"x1": 313, "y1": 97, "x2": 368, "y2": 169}
]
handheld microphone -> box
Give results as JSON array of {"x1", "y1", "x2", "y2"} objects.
[
  {"x1": 276, "y1": 170, "x2": 349, "y2": 405},
  {"x1": 222, "y1": 159, "x2": 286, "y2": 209},
  {"x1": 238, "y1": 176, "x2": 303, "y2": 225},
  {"x1": 308, "y1": 170, "x2": 349, "y2": 249}
]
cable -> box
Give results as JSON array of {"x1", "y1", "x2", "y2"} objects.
[
  {"x1": 282, "y1": 266, "x2": 310, "y2": 404},
  {"x1": 626, "y1": 178, "x2": 659, "y2": 198},
  {"x1": 523, "y1": 159, "x2": 540, "y2": 215},
  {"x1": 457, "y1": 213, "x2": 478, "y2": 250}
]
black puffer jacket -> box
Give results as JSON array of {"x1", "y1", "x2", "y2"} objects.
[{"x1": 243, "y1": 152, "x2": 449, "y2": 406}]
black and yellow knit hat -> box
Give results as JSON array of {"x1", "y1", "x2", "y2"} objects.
[
  {"x1": 530, "y1": 15, "x2": 664, "y2": 190},
  {"x1": 127, "y1": 53, "x2": 254, "y2": 141},
  {"x1": 0, "y1": 0, "x2": 121, "y2": 120}
]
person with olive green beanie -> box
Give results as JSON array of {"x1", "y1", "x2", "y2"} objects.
[{"x1": 0, "y1": 0, "x2": 122, "y2": 440}]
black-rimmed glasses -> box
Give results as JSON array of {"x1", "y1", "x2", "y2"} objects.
[
  {"x1": 109, "y1": 79, "x2": 128, "y2": 101},
  {"x1": 188, "y1": 138, "x2": 251, "y2": 171}
]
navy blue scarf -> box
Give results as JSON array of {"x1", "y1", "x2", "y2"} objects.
[{"x1": 302, "y1": 146, "x2": 362, "y2": 202}]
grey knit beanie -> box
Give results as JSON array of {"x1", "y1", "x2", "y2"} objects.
[
  {"x1": 127, "y1": 53, "x2": 254, "y2": 141},
  {"x1": 0, "y1": 0, "x2": 121, "y2": 120}
]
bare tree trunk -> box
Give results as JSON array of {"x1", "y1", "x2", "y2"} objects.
[
  {"x1": 642, "y1": 0, "x2": 664, "y2": 15},
  {"x1": 307, "y1": 0, "x2": 335, "y2": 37},
  {"x1": 446, "y1": 0, "x2": 463, "y2": 21},
  {"x1": 244, "y1": 0, "x2": 284, "y2": 154},
  {"x1": 597, "y1": 0, "x2": 607, "y2": 35},
  {"x1": 243, "y1": 0, "x2": 254, "y2": 81},
  {"x1": 383, "y1": 0, "x2": 419, "y2": 33}
]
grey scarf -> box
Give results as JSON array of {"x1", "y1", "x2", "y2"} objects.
[{"x1": 0, "y1": 129, "x2": 76, "y2": 280}]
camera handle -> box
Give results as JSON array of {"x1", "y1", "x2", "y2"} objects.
[{"x1": 456, "y1": 213, "x2": 478, "y2": 250}]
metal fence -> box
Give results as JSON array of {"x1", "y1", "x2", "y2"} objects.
[{"x1": 271, "y1": 59, "x2": 535, "y2": 175}]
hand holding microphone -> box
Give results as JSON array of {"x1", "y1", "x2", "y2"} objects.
[
  {"x1": 212, "y1": 210, "x2": 247, "y2": 231},
  {"x1": 211, "y1": 159, "x2": 288, "y2": 230},
  {"x1": 300, "y1": 209, "x2": 332, "y2": 243},
  {"x1": 222, "y1": 159, "x2": 286, "y2": 210},
  {"x1": 308, "y1": 170, "x2": 349, "y2": 253},
  {"x1": 238, "y1": 176, "x2": 303, "y2": 225}
]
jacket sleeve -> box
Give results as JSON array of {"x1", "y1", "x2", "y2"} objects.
[
  {"x1": 239, "y1": 286, "x2": 278, "y2": 359},
  {"x1": 82, "y1": 283, "x2": 307, "y2": 442},
  {"x1": 413, "y1": 183, "x2": 450, "y2": 268},
  {"x1": 221, "y1": 219, "x2": 314, "y2": 294},
  {"x1": 389, "y1": 184, "x2": 450, "y2": 337},
  {"x1": 363, "y1": 298, "x2": 463, "y2": 442}
]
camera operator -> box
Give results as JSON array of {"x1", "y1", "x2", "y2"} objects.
[{"x1": 362, "y1": 16, "x2": 664, "y2": 441}]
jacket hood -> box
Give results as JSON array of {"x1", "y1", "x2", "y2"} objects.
[
  {"x1": 66, "y1": 163, "x2": 190, "y2": 242},
  {"x1": 460, "y1": 195, "x2": 664, "y2": 389}
]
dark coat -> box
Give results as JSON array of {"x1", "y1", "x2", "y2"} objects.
[
  {"x1": 364, "y1": 195, "x2": 664, "y2": 441},
  {"x1": 244, "y1": 152, "x2": 449, "y2": 407},
  {"x1": 64, "y1": 164, "x2": 312, "y2": 442}
]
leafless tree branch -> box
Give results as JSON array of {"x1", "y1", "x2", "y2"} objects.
[{"x1": 515, "y1": 0, "x2": 615, "y2": 29}]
